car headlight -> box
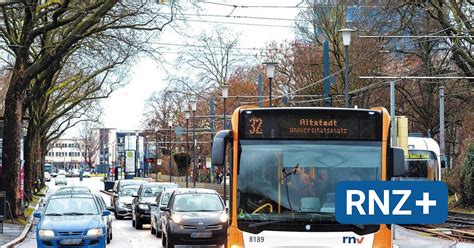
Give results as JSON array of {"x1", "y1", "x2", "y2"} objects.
[
  {"x1": 171, "y1": 214, "x2": 181, "y2": 223},
  {"x1": 38, "y1": 230, "x2": 55, "y2": 238},
  {"x1": 139, "y1": 204, "x2": 148, "y2": 209},
  {"x1": 86, "y1": 228, "x2": 103, "y2": 237},
  {"x1": 220, "y1": 213, "x2": 228, "y2": 223}
]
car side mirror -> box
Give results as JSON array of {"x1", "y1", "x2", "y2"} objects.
[
  {"x1": 160, "y1": 206, "x2": 170, "y2": 212},
  {"x1": 33, "y1": 211, "x2": 41, "y2": 218},
  {"x1": 106, "y1": 206, "x2": 114, "y2": 212},
  {"x1": 389, "y1": 147, "x2": 406, "y2": 179},
  {"x1": 132, "y1": 193, "x2": 138, "y2": 198},
  {"x1": 211, "y1": 130, "x2": 232, "y2": 166},
  {"x1": 102, "y1": 210, "x2": 111, "y2": 217}
]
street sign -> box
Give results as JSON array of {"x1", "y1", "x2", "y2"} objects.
[{"x1": 125, "y1": 150, "x2": 135, "y2": 173}]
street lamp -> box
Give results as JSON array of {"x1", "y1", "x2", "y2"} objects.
[
  {"x1": 168, "y1": 120, "x2": 173, "y2": 183},
  {"x1": 221, "y1": 85, "x2": 229, "y2": 202},
  {"x1": 154, "y1": 126, "x2": 159, "y2": 180},
  {"x1": 338, "y1": 28, "x2": 355, "y2": 108},
  {"x1": 263, "y1": 61, "x2": 277, "y2": 107},
  {"x1": 184, "y1": 109, "x2": 190, "y2": 188},
  {"x1": 190, "y1": 99, "x2": 198, "y2": 187}
]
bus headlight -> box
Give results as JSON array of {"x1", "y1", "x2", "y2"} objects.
[
  {"x1": 171, "y1": 214, "x2": 181, "y2": 223},
  {"x1": 86, "y1": 228, "x2": 103, "y2": 237},
  {"x1": 39, "y1": 230, "x2": 55, "y2": 238},
  {"x1": 220, "y1": 213, "x2": 228, "y2": 223}
]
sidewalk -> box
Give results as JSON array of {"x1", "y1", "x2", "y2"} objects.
[{"x1": 0, "y1": 223, "x2": 25, "y2": 247}]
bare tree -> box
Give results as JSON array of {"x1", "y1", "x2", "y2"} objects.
[
  {"x1": 77, "y1": 121, "x2": 101, "y2": 169},
  {"x1": 0, "y1": 0, "x2": 179, "y2": 217}
]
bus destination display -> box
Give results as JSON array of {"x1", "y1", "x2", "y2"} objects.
[{"x1": 241, "y1": 109, "x2": 381, "y2": 140}]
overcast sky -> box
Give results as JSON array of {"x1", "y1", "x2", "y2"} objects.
[{"x1": 97, "y1": 0, "x2": 303, "y2": 133}]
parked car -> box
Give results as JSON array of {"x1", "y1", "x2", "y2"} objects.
[
  {"x1": 109, "y1": 179, "x2": 145, "y2": 219},
  {"x1": 160, "y1": 188, "x2": 228, "y2": 247},
  {"x1": 34, "y1": 193, "x2": 110, "y2": 247},
  {"x1": 54, "y1": 175, "x2": 67, "y2": 185},
  {"x1": 132, "y1": 182, "x2": 179, "y2": 229},
  {"x1": 150, "y1": 188, "x2": 177, "y2": 237},
  {"x1": 58, "y1": 169, "x2": 66, "y2": 176},
  {"x1": 72, "y1": 169, "x2": 80, "y2": 177},
  {"x1": 83, "y1": 171, "x2": 91, "y2": 178},
  {"x1": 111, "y1": 185, "x2": 140, "y2": 220},
  {"x1": 51, "y1": 171, "x2": 57, "y2": 178},
  {"x1": 93, "y1": 193, "x2": 113, "y2": 244},
  {"x1": 44, "y1": 172, "x2": 51, "y2": 182}
]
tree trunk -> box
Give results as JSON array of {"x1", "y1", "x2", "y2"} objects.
[
  {"x1": 24, "y1": 121, "x2": 41, "y2": 196},
  {"x1": 0, "y1": 85, "x2": 25, "y2": 218},
  {"x1": 39, "y1": 137, "x2": 47, "y2": 188}
]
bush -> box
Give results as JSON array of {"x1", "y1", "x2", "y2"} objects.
[
  {"x1": 460, "y1": 143, "x2": 474, "y2": 205},
  {"x1": 443, "y1": 169, "x2": 461, "y2": 195}
]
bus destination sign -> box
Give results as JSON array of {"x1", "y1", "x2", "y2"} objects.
[{"x1": 240, "y1": 109, "x2": 381, "y2": 140}]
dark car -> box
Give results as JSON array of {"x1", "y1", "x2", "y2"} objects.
[
  {"x1": 160, "y1": 188, "x2": 228, "y2": 248},
  {"x1": 109, "y1": 179, "x2": 145, "y2": 219},
  {"x1": 150, "y1": 188, "x2": 177, "y2": 237},
  {"x1": 34, "y1": 193, "x2": 110, "y2": 248},
  {"x1": 132, "y1": 182, "x2": 179, "y2": 229},
  {"x1": 112, "y1": 185, "x2": 140, "y2": 220}
]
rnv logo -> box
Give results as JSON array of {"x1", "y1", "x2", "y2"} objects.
[
  {"x1": 342, "y1": 236, "x2": 364, "y2": 244},
  {"x1": 347, "y1": 190, "x2": 413, "y2": 215}
]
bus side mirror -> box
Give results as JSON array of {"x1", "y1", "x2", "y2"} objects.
[
  {"x1": 211, "y1": 130, "x2": 232, "y2": 166},
  {"x1": 389, "y1": 147, "x2": 405, "y2": 178}
]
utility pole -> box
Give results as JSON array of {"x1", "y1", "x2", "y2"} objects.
[
  {"x1": 390, "y1": 81, "x2": 395, "y2": 144},
  {"x1": 439, "y1": 86, "x2": 446, "y2": 169}
]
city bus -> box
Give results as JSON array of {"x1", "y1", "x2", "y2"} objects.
[
  {"x1": 212, "y1": 107, "x2": 405, "y2": 248},
  {"x1": 405, "y1": 136, "x2": 442, "y2": 181}
]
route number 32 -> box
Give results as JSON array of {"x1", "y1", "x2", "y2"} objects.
[{"x1": 249, "y1": 236, "x2": 264, "y2": 243}]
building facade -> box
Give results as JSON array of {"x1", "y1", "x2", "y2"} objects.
[{"x1": 45, "y1": 138, "x2": 85, "y2": 169}]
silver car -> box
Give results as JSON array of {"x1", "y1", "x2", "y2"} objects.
[
  {"x1": 54, "y1": 174, "x2": 67, "y2": 185},
  {"x1": 150, "y1": 188, "x2": 177, "y2": 237}
]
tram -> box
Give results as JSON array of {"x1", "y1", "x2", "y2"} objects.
[{"x1": 406, "y1": 136, "x2": 442, "y2": 181}]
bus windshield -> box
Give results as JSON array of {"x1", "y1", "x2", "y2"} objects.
[{"x1": 237, "y1": 140, "x2": 381, "y2": 223}]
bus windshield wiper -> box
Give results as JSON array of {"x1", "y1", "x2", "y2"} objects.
[{"x1": 248, "y1": 220, "x2": 288, "y2": 228}]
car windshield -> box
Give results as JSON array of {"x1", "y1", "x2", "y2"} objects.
[
  {"x1": 120, "y1": 187, "x2": 139, "y2": 196},
  {"x1": 141, "y1": 184, "x2": 177, "y2": 197},
  {"x1": 57, "y1": 175, "x2": 66, "y2": 179},
  {"x1": 45, "y1": 197, "x2": 99, "y2": 216},
  {"x1": 160, "y1": 192, "x2": 172, "y2": 205},
  {"x1": 237, "y1": 140, "x2": 381, "y2": 222},
  {"x1": 172, "y1": 193, "x2": 224, "y2": 212}
]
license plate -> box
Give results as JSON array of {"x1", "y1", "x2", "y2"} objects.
[
  {"x1": 191, "y1": 232, "x2": 212, "y2": 238},
  {"x1": 60, "y1": 239, "x2": 82, "y2": 245}
]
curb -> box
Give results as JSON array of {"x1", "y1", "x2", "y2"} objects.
[{"x1": 1, "y1": 198, "x2": 42, "y2": 248}]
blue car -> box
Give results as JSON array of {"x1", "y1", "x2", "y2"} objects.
[{"x1": 34, "y1": 193, "x2": 110, "y2": 248}]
